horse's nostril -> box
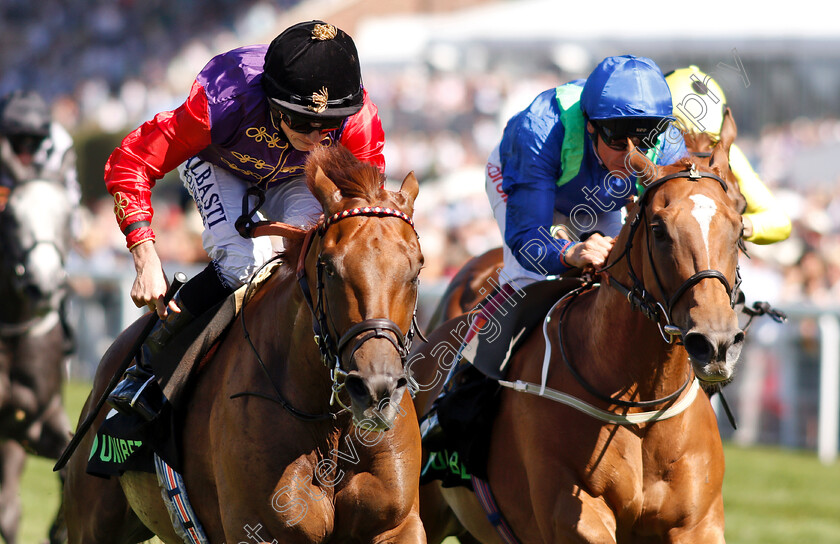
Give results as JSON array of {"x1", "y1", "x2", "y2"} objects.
[
  {"x1": 733, "y1": 331, "x2": 745, "y2": 345},
  {"x1": 344, "y1": 375, "x2": 371, "y2": 403},
  {"x1": 396, "y1": 376, "x2": 408, "y2": 390},
  {"x1": 24, "y1": 284, "x2": 42, "y2": 299},
  {"x1": 683, "y1": 332, "x2": 713, "y2": 364}
]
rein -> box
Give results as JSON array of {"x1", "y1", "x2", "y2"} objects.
[
  {"x1": 233, "y1": 199, "x2": 423, "y2": 421},
  {"x1": 556, "y1": 281, "x2": 694, "y2": 408}
]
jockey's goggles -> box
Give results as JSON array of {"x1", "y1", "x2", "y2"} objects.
[
  {"x1": 268, "y1": 101, "x2": 344, "y2": 134},
  {"x1": 7, "y1": 134, "x2": 45, "y2": 156},
  {"x1": 592, "y1": 118, "x2": 665, "y2": 151}
]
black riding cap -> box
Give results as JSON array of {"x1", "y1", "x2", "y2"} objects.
[
  {"x1": 262, "y1": 21, "x2": 364, "y2": 121},
  {"x1": 0, "y1": 90, "x2": 51, "y2": 137}
]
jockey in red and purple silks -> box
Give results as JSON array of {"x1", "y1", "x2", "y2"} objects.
[
  {"x1": 105, "y1": 20, "x2": 384, "y2": 423},
  {"x1": 106, "y1": 43, "x2": 384, "y2": 251}
]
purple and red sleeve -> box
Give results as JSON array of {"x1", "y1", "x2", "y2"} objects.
[{"x1": 104, "y1": 80, "x2": 212, "y2": 249}]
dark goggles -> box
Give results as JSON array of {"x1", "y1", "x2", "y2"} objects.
[
  {"x1": 592, "y1": 119, "x2": 664, "y2": 152},
  {"x1": 7, "y1": 134, "x2": 45, "y2": 156},
  {"x1": 268, "y1": 101, "x2": 344, "y2": 134}
]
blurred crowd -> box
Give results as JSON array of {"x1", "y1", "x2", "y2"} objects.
[
  {"x1": 2, "y1": 1, "x2": 838, "y2": 309},
  {"x1": 0, "y1": 0, "x2": 294, "y2": 132},
  {"x1": 369, "y1": 67, "x2": 840, "y2": 308},
  {"x1": 61, "y1": 65, "x2": 840, "y2": 311}
]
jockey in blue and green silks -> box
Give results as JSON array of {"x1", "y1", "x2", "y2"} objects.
[{"x1": 485, "y1": 55, "x2": 687, "y2": 287}]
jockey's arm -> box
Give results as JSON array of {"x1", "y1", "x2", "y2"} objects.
[
  {"x1": 501, "y1": 106, "x2": 614, "y2": 275},
  {"x1": 503, "y1": 168, "x2": 614, "y2": 274},
  {"x1": 105, "y1": 81, "x2": 211, "y2": 316},
  {"x1": 729, "y1": 143, "x2": 791, "y2": 244},
  {"x1": 104, "y1": 80, "x2": 211, "y2": 250}
]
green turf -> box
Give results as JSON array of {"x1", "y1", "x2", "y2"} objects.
[
  {"x1": 15, "y1": 381, "x2": 840, "y2": 543},
  {"x1": 19, "y1": 380, "x2": 90, "y2": 544},
  {"x1": 722, "y1": 444, "x2": 840, "y2": 543}
]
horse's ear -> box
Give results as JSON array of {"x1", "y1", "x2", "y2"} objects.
[
  {"x1": 710, "y1": 108, "x2": 746, "y2": 213},
  {"x1": 625, "y1": 143, "x2": 659, "y2": 186},
  {"x1": 398, "y1": 171, "x2": 419, "y2": 209},
  {"x1": 311, "y1": 166, "x2": 342, "y2": 213},
  {"x1": 718, "y1": 107, "x2": 737, "y2": 154}
]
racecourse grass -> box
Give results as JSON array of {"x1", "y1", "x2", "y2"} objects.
[{"x1": 17, "y1": 380, "x2": 840, "y2": 543}]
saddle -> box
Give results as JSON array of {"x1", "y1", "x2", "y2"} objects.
[
  {"x1": 422, "y1": 276, "x2": 585, "y2": 488},
  {"x1": 86, "y1": 268, "x2": 275, "y2": 479}
]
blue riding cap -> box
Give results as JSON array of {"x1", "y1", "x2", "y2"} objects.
[{"x1": 580, "y1": 55, "x2": 674, "y2": 121}]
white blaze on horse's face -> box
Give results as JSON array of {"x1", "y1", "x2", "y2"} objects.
[{"x1": 689, "y1": 194, "x2": 717, "y2": 265}]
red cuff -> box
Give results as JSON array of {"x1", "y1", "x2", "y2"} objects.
[{"x1": 126, "y1": 226, "x2": 155, "y2": 250}]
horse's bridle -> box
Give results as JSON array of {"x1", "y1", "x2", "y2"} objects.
[
  {"x1": 555, "y1": 165, "x2": 742, "y2": 409},
  {"x1": 233, "y1": 202, "x2": 424, "y2": 421},
  {"x1": 295, "y1": 205, "x2": 424, "y2": 409},
  {"x1": 0, "y1": 184, "x2": 69, "y2": 326},
  {"x1": 600, "y1": 165, "x2": 742, "y2": 343}
]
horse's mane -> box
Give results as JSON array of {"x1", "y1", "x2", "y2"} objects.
[
  {"x1": 305, "y1": 144, "x2": 386, "y2": 202},
  {"x1": 279, "y1": 145, "x2": 388, "y2": 267}
]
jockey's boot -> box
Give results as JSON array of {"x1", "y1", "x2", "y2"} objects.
[{"x1": 107, "y1": 301, "x2": 195, "y2": 422}]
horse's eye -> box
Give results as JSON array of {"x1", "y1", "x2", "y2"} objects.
[
  {"x1": 319, "y1": 257, "x2": 337, "y2": 277},
  {"x1": 651, "y1": 223, "x2": 667, "y2": 241}
]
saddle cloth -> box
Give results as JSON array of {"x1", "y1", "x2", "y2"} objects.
[{"x1": 86, "y1": 266, "x2": 276, "y2": 478}]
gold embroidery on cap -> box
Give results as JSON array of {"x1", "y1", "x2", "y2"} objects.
[
  {"x1": 311, "y1": 24, "x2": 337, "y2": 40},
  {"x1": 309, "y1": 87, "x2": 329, "y2": 113}
]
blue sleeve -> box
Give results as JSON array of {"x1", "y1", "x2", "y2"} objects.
[
  {"x1": 653, "y1": 123, "x2": 689, "y2": 165},
  {"x1": 499, "y1": 90, "x2": 574, "y2": 276}
]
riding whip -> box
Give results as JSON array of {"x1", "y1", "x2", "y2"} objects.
[{"x1": 53, "y1": 272, "x2": 187, "y2": 471}]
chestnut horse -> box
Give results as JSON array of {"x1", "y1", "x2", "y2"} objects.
[
  {"x1": 64, "y1": 145, "x2": 426, "y2": 543},
  {"x1": 412, "y1": 116, "x2": 745, "y2": 543},
  {"x1": 0, "y1": 179, "x2": 73, "y2": 544},
  {"x1": 425, "y1": 109, "x2": 747, "y2": 331}
]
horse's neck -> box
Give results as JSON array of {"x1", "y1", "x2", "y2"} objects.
[
  {"x1": 564, "y1": 279, "x2": 688, "y2": 398},
  {"x1": 249, "y1": 273, "x2": 336, "y2": 411}
]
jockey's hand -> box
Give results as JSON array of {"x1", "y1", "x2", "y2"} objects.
[
  {"x1": 741, "y1": 216, "x2": 754, "y2": 239},
  {"x1": 564, "y1": 233, "x2": 614, "y2": 270},
  {"x1": 129, "y1": 240, "x2": 181, "y2": 318}
]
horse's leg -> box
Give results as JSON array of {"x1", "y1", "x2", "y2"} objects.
[
  {"x1": 45, "y1": 466, "x2": 68, "y2": 544},
  {"x1": 31, "y1": 393, "x2": 72, "y2": 459},
  {"x1": 440, "y1": 486, "x2": 504, "y2": 544},
  {"x1": 657, "y1": 495, "x2": 725, "y2": 544},
  {"x1": 0, "y1": 440, "x2": 26, "y2": 544},
  {"x1": 24, "y1": 393, "x2": 72, "y2": 544},
  {"x1": 371, "y1": 502, "x2": 425, "y2": 544},
  {"x1": 63, "y1": 392, "x2": 154, "y2": 543},
  {"x1": 550, "y1": 491, "x2": 618, "y2": 544},
  {"x1": 64, "y1": 444, "x2": 154, "y2": 544},
  {"x1": 419, "y1": 482, "x2": 472, "y2": 544},
  {"x1": 120, "y1": 471, "x2": 184, "y2": 543}
]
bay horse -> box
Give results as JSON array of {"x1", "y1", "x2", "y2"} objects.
[
  {"x1": 0, "y1": 179, "x2": 74, "y2": 544},
  {"x1": 64, "y1": 144, "x2": 427, "y2": 543},
  {"x1": 412, "y1": 114, "x2": 746, "y2": 543}
]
